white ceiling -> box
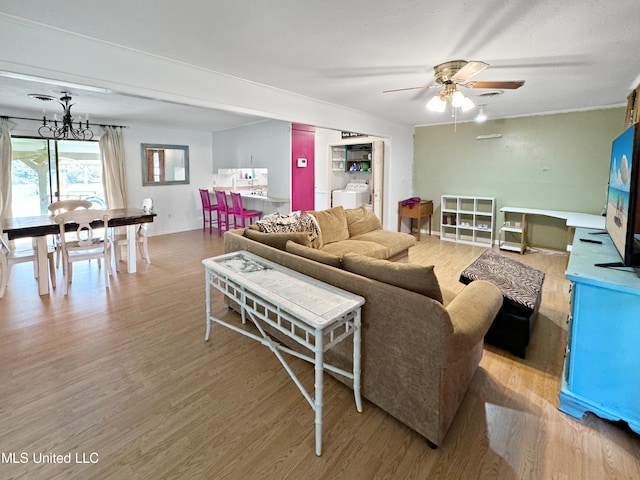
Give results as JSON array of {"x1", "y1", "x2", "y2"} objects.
[{"x1": 1, "y1": 0, "x2": 640, "y2": 130}]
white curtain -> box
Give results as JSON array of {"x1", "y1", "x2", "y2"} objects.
[
  {"x1": 0, "y1": 117, "x2": 14, "y2": 225},
  {"x1": 99, "y1": 126, "x2": 128, "y2": 209}
]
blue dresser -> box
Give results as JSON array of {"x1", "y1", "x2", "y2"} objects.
[{"x1": 559, "y1": 228, "x2": 640, "y2": 434}]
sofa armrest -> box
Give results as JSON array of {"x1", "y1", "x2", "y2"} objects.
[{"x1": 446, "y1": 280, "x2": 502, "y2": 357}]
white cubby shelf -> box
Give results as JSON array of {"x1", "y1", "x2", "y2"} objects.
[{"x1": 440, "y1": 195, "x2": 495, "y2": 247}]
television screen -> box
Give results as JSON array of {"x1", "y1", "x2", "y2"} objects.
[{"x1": 604, "y1": 124, "x2": 640, "y2": 268}]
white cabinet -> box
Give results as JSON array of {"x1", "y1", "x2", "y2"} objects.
[
  {"x1": 440, "y1": 195, "x2": 495, "y2": 247},
  {"x1": 330, "y1": 146, "x2": 345, "y2": 171}
]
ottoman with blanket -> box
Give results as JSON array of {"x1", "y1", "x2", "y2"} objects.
[{"x1": 459, "y1": 250, "x2": 545, "y2": 358}]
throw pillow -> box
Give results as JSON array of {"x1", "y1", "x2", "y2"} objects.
[
  {"x1": 345, "y1": 205, "x2": 382, "y2": 237},
  {"x1": 308, "y1": 206, "x2": 349, "y2": 246},
  {"x1": 285, "y1": 241, "x2": 343, "y2": 268},
  {"x1": 244, "y1": 228, "x2": 312, "y2": 251},
  {"x1": 342, "y1": 252, "x2": 443, "y2": 303},
  {"x1": 254, "y1": 211, "x2": 320, "y2": 243}
]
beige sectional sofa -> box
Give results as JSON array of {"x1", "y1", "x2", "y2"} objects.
[
  {"x1": 245, "y1": 205, "x2": 416, "y2": 262},
  {"x1": 222, "y1": 206, "x2": 502, "y2": 447}
]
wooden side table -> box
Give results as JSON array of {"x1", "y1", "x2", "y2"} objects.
[{"x1": 397, "y1": 199, "x2": 433, "y2": 240}]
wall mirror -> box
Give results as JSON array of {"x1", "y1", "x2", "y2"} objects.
[{"x1": 141, "y1": 143, "x2": 190, "y2": 186}]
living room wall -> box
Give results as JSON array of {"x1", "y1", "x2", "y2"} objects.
[
  {"x1": 124, "y1": 123, "x2": 213, "y2": 236},
  {"x1": 1, "y1": 108, "x2": 212, "y2": 236},
  {"x1": 211, "y1": 119, "x2": 290, "y2": 200},
  {"x1": 414, "y1": 107, "x2": 626, "y2": 249},
  {"x1": 0, "y1": 14, "x2": 414, "y2": 231}
]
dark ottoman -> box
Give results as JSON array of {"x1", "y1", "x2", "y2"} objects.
[{"x1": 459, "y1": 250, "x2": 545, "y2": 358}]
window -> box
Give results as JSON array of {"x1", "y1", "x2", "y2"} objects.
[{"x1": 11, "y1": 138, "x2": 105, "y2": 216}]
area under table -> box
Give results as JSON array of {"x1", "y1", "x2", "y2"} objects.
[
  {"x1": 499, "y1": 206, "x2": 605, "y2": 253},
  {"x1": 2, "y1": 208, "x2": 156, "y2": 295},
  {"x1": 203, "y1": 250, "x2": 365, "y2": 456}
]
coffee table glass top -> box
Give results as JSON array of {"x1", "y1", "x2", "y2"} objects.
[{"x1": 207, "y1": 251, "x2": 364, "y2": 326}]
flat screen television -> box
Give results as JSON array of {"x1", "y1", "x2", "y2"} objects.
[{"x1": 601, "y1": 123, "x2": 640, "y2": 272}]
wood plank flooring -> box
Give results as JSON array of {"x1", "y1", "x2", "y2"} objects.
[{"x1": 0, "y1": 231, "x2": 639, "y2": 479}]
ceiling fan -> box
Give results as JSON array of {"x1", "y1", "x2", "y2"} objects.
[{"x1": 383, "y1": 60, "x2": 524, "y2": 112}]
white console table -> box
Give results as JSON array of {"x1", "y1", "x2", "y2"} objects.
[
  {"x1": 499, "y1": 206, "x2": 605, "y2": 253},
  {"x1": 203, "y1": 251, "x2": 364, "y2": 456}
]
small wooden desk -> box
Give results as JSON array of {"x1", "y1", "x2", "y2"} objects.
[{"x1": 397, "y1": 199, "x2": 433, "y2": 240}]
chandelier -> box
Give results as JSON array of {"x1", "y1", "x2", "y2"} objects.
[
  {"x1": 426, "y1": 84, "x2": 475, "y2": 113},
  {"x1": 31, "y1": 92, "x2": 94, "y2": 140}
]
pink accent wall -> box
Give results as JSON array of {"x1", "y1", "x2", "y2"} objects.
[{"x1": 291, "y1": 123, "x2": 315, "y2": 211}]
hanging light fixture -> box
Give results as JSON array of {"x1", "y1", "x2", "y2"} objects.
[
  {"x1": 426, "y1": 84, "x2": 475, "y2": 113},
  {"x1": 451, "y1": 90, "x2": 465, "y2": 108},
  {"x1": 475, "y1": 104, "x2": 487, "y2": 123},
  {"x1": 426, "y1": 94, "x2": 446, "y2": 112},
  {"x1": 30, "y1": 92, "x2": 94, "y2": 140}
]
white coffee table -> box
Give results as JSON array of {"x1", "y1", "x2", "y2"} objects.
[{"x1": 203, "y1": 250, "x2": 365, "y2": 456}]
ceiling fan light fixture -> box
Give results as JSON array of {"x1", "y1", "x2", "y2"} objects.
[
  {"x1": 461, "y1": 96, "x2": 475, "y2": 112},
  {"x1": 451, "y1": 90, "x2": 465, "y2": 108},
  {"x1": 426, "y1": 95, "x2": 446, "y2": 112}
]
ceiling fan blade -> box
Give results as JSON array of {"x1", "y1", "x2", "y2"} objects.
[
  {"x1": 383, "y1": 85, "x2": 430, "y2": 93},
  {"x1": 451, "y1": 61, "x2": 488, "y2": 83},
  {"x1": 466, "y1": 80, "x2": 525, "y2": 89}
]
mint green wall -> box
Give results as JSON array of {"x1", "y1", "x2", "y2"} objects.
[{"x1": 414, "y1": 107, "x2": 626, "y2": 249}]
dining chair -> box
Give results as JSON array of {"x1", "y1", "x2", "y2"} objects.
[
  {"x1": 1, "y1": 233, "x2": 56, "y2": 299},
  {"x1": 113, "y1": 198, "x2": 153, "y2": 271},
  {"x1": 230, "y1": 192, "x2": 261, "y2": 228},
  {"x1": 54, "y1": 209, "x2": 112, "y2": 294},
  {"x1": 199, "y1": 189, "x2": 219, "y2": 234},
  {"x1": 48, "y1": 199, "x2": 93, "y2": 268},
  {"x1": 214, "y1": 190, "x2": 233, "y2": 236}
]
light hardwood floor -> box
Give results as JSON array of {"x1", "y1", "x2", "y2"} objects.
[{"x1": 0, "y1": 231, "x2": 638, "y2": 479}]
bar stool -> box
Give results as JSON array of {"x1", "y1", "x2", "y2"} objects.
[
  {"x1": 214, "y1": 190, "x2": 232, "y2": 236},
  {"x1": 230, "y1": 192, "x2": 261, "y2": 228},
  {"x1": 199, "y1": 189, "x2": 218, "y2": 234}
]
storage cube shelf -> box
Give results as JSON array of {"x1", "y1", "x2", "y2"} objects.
[
  {"x1": 499, "y1": 211, "x2": 527, "y2": 254},
  {"x1": 440, "y1": 195, "x2": 495, "y2": 247}
]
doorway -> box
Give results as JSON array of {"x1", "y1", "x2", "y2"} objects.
[{"x1": 11, "y1": 137, "x2": 104, "y2": 216}]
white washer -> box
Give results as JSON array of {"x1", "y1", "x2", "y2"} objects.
[{"x1": 332, "y1": 183, "x2": 370, "y2": 209}]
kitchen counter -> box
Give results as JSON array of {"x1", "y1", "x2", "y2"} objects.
[{"x1": 212, "y1": 189, "x2": 290, "y2": 214}]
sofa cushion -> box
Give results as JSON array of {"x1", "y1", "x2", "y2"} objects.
[
  {"x1": 243, "y1": 228, "x2": 312, "y2": 251},
  {"x1": 309, "y1": 206, "x2": 349, "y2": 247},
  {"x1": 285, "y1": 241, "x2": 343, "y2": 268},
  {"x1": 351, "y1": 229, "x2": 416, "y2": 257},
  {"x1": 342, "y1": 252, "x2": 443, "y2": 303},
  {"x1": 320, "y1": 239, "x2": 389, "y2": 259},
  {"x1": 345, "y1": 206, "x2": 382, "y2": 237}
]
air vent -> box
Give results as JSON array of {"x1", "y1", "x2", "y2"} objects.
[
  {"x1": 477, "y1": 90, "x2": 504, "y2": 98},
  {"x1": 28, "y1": 93, "x2": 57, "y2": 102}
]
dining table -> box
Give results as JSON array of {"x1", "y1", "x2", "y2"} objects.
[{"x1": 2, "y1": 207, "x2": 156, "y2": 295}]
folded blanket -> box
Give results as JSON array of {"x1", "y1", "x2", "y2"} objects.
[
  {"x1": 401, "y1": 197, "x2": 421, "y2": 208},
  {"x1": 256, "y1": 211, "x2": 320, "y2": 242}
]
